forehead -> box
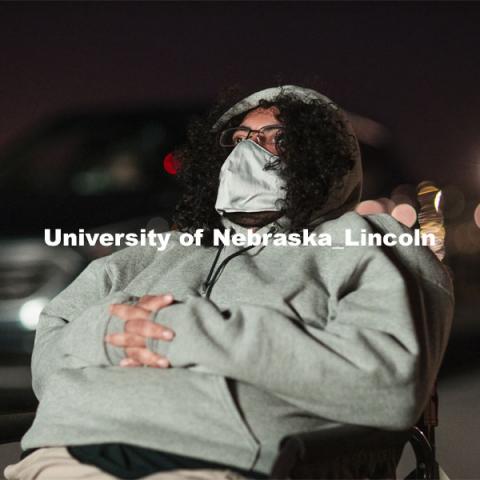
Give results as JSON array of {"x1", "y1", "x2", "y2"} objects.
[{"x1": 240, "y1": 106, "x2": 280, "y2": 128}]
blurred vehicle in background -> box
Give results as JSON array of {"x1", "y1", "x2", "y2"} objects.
[{"x1": 0, "y1": 106, "x2": 204, "y2": 353}]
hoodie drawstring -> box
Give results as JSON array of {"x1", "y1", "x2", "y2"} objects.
[
  {"x1": 201, "y1": 226, "x2": 277, "y2": 299},
  {"x1": 202, "y1": 243, "x2": 225, "y2": 291}
]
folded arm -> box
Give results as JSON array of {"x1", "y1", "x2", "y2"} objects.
[
  {"x1": 148, "y1": 249, "x2": 453, "y2": 430},
  {"x1": 31, "y1": 257, "x2": 133, "y2": 400}
]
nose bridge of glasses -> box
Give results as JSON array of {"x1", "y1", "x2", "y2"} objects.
[{"x1": 246, "y1": 129, "x2": 262, "y2": 142}]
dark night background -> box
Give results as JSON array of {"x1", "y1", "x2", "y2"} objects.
[
  {"x1": 0, "y1": 1, "x2": 479, "y2": 192},
  {"x1": 0, "y1": 2, "x2": 479, "y2": 478}
]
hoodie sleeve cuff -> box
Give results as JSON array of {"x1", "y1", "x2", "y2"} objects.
[
  {"x1": 61, "y1": 292, "x2": 139, "y2": 367},
  {"x1": 103, "y1": 294, "x2": 141, "y2": 365},
  {"x1": 103, "y1": 313, "x2": 128, "y2": 364},
  {"x1": 145, "y1": 297, "x2": 227, "y2": 368}
]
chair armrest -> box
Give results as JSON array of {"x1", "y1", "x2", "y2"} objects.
[
  {"x1": 270, "y1": 424, "x2": 411, "y2": 479},
  {"x1": 0, "y1": 412, "x2": 36, "y2": 444}
]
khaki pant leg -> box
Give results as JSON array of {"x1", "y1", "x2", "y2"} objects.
[
  {"x1": 141, "y1": 469, "x2": 247, "y2": 480},
  {"x1": 3, "y1": 447, "x2": 249, "y2": 480},
  {"x1": 3, "y1": 447, "x2": 117, "y2": 480}
]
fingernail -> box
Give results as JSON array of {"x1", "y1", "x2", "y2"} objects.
[
  {"x1": 164, "y1": 294, "x2": 173, "y2": 302},
  {"x1": 157, "y1": 358, "x2": 169, "y2": 368},
  {"x1": 120, "y1": 359, "x2": 130, "y2": 367},
  {"x1": 162, "y1": 330, "x2": 174, "y2": 340}
]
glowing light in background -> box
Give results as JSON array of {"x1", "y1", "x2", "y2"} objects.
[
  {"x1": 163, "y1": 152, "x2": 181, "y2": 175},
  {"x1": 354, "y1": 200, "x2": 388, "y2": 215},
  {"x1": 417, "y1": 181, "x2": 445, "y2": 260},
  {"x1": 474, "y1": 204, "x2": 480, "y2": 229},
  {"x1": 19, "y1": 297, "x2": 49, "y2": 330},
  {"x1": 434, "y1": 190, "x2": 442, "y2": 212},
  {"x1": 391, "y1": 203, "x2": 417, "y2": 228}
]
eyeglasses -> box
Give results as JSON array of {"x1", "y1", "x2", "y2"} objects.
[{"x1": 219, "y1": 124, "x2": 284, "y2": 148}]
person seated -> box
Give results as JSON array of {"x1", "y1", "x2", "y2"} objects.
[{"x1": 4, "y1": 85, "x2": 454, "y2": 480}]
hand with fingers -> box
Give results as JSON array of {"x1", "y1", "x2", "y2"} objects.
[{"x1": 104, "y1": 294, "x2": 175, "y2": 369}]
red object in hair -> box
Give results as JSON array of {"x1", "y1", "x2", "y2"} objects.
[{"x1": 163, "y1": 152, "x2": 181, "y2": 175}]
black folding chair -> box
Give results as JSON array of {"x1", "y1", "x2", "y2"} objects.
[
  {"x1": 0, "y1": 385, "x2": 441, "y2": 479},
  {"x1": 270, "y1": 388, "x2": 442, "y2": 479}
]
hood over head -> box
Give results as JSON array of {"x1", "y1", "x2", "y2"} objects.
[{"x1": 213, "y1": 85, "x2": 363, "y2": 227}]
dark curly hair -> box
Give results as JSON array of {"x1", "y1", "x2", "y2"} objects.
[{"x1": 173, "y1": 88, "x2": 358, "y2": 242}]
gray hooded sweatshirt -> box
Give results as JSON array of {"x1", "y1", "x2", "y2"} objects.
[{"x1": 21, "y1": 87, "x2": 454, "y2": 476}]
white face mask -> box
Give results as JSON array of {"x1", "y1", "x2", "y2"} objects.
[{"x1": 215, "y1": 139, "x2": 286, "y2": 215}]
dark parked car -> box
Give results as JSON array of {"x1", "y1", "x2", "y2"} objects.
[{"x1": 0, "y1": 106, "x2": 204, "y2": 353}]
